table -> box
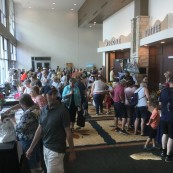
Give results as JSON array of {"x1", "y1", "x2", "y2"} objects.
[
  {"x1": 0, "y1": 108, "x2": 25, "y2": 173},
  {"x1": 4, "y1": 98, "x2": 19, "y2": 106},
  {"x1": 0, "y1": 141, "x2": 20, "y2": 173}
]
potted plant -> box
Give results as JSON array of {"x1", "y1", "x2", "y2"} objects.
[{"x1": 0, "y1": 93, "x2": 5, "y2": 111}]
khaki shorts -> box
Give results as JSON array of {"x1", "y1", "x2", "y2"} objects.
[{"x1": 43, "y1": 146, "x2": 65, "y2": 173}]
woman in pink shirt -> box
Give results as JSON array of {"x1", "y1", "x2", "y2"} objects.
[
  {"x1": 110, "y1": 79, "x2": 128, "y2": 135},
  {"x1": 30, "y1": 86, "x2": 47, "y2": 109}
]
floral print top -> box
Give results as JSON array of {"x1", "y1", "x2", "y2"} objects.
[{"x1": 16, "y1": 106, "x2": 39, "y2": 141}]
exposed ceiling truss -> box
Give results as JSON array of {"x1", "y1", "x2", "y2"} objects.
[{"x1": 78, "y1": 0, "x2": 133, "y2": 27}]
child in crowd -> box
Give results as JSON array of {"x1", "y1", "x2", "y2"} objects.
[
  {"x1": 144, "y1": 99, "x2": 160, "y2": 150},
  {"x1": 105, "y1": 91, "x2": 112, "y2": 115}
]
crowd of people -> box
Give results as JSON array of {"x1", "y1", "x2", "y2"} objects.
[
  {"x1": 3, "y1": 66, "x2": 104, "y2": 173},
  {"x1": 2, "y1": 66, "x2": 173, "y2": 173},
  {"x1": 110, "y1": 69, "x2": 173, "y2": 163}
]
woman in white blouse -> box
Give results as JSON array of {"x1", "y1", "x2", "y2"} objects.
[
  {"x1": 90, "y1": 75, "x2": 107, "y2": 115},
  {"x1": 134, "y1": 82, "x2": 150, "y2": 135}
]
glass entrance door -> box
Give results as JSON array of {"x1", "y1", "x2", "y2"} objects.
[
  {"x1": 35, "y1": 61, "x2": 50, "y2": 70},
  {"x1": 44, "y1": 62, "x2": 50, "y2": 69}
]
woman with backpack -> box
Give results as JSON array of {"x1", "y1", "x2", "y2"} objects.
[
  {"x1": 124, "y1": 80, "x2": 137, "y2": 131},
  {"x1": 134, "y1": 82, "x2": 150, "y2": 136}
]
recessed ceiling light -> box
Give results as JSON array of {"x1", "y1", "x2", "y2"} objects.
[
  {"x1": 161, "y1": 41, "x2": 165, "y2": 44},
  {"x1": 144, "y1": 44, "x2": 148, "y2": 46},
  {"x1": 52, "y1": 7, "x2": 55, "y2": 10},
  {"x1": 70, "y1": 8, "x2": 74, "y2": 11},
  {"x1": 89, "y1": 25, "x2": 92, "y2": 28},
  {"x1": 74, "y1": 3, "x2": 77, "y2": 6},
  {"x1": 28, "y1": 6, "x2": 31, "y2": 8},
  {"x1": 53, "y1": 2, "x2": 55, "y2": 5},
  {"x1": 93, "y1": 22, "x2": 97, "y2": 24}
]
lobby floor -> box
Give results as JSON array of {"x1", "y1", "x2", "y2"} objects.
[
  {"x1": 18, "y1": 102, "x2": 173, "y2": 173},
  {"x1": 71, "y1": 104, "x2": 147, "y2": 149},
  {"x1": 64, "y1": 104, "x2": 173, "y2": 173}
]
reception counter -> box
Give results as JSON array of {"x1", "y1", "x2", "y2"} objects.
[{"x1": 0, "y1": 141, "x2": 20, "y2": 173}]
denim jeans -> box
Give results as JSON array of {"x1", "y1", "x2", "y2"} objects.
[{"x1": 93, "y1": 94, "x2": 105, "y2": 114}]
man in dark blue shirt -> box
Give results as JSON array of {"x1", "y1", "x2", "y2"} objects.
[
  {"x1": 26, "y1": 87, "x2": 76, "y2": 172},
  {"x1": 159, "y1": 77, "x2": 173, "y2": 162}
]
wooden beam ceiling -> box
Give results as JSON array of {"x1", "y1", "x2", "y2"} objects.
[{"x1": 78, "y1": 0, "x2": 134, "y2": 27}]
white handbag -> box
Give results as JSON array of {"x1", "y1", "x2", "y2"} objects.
[
  {"x1": 92, "y1": 100, "x2": 96, "y2": 106},
  {"x1": 0, "y1": 117, "x2": 16, "y2": 143}
]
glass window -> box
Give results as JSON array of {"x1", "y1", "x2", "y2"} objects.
[
  {"x1": 0, "y1": 0, "x2": 6, "y2": 27},
  {"x1": 0, "y1": 35, "x2": 3, "y2": 59},
  {"x1": 13, "y1": 45, "x2": 16, "y2": 61},
  {"x1": 0, "y1": 37, "x2": 8, "y2": 83},
  {"x1": 0, "y1": 59, "x2": 8, "y2": 84},
  {"x1": 0, "y1": 0, "x2": 16, "y2": 83},
  {"x1": 0, "y1": 0, "x2": 1, "y2": 11},
  {"x1": 10, "y1": 43, "x2": 16, "y2": 61},
  {"x1": 10, "y1": 43, "x2": 13, "y2": 59},
  {"x1": 3, "y1": 38, "x2": 8, "y2": 59},
  {"x1": 9, "y1": 0, "x2": 15, "y2": 35}
]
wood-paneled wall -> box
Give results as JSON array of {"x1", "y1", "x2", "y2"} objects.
[{"x1": 148, "y1": 44, "x2": 173, "y2": 86}]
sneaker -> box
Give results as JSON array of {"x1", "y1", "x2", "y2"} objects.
[
  {"x1": 129, "y1": 125, "x2": 134, "y2": 130},
  {"x1": 161, "y1": 149, "x2": 167, "y2": 157},
  {"x1": 96, "y1": 113, "x2": 99, "y2": 116},
  {"x1": 115, "y1": 127, "x2": 121, "y2": 132},
  {"x1": 119, "y1": 129, "x2": 129, "y2": 135},
  {"x1": 36, "y1": 168, "x2": 44, "y2": 173},
  {"x1": 106, "y1": 111, "x2": 111, "y2": 114},
  {"x1": 76, "y1": 126, "x2": 82, "y2": 130},
  {"x1": 134, "y1": 131, "x2": 139, "y2": 135},
  {"x1": 71, "y1": 128, "x2": 74, "y2": 133},
  {"x1": 143, "y1": 146, "x2": 150, "y2": 151},
  {"x1": 165, "y1": 155, "x2": 173, "y2": 162},
  {"x1": 152, "y1": 146, "x2": 161, "y2": 150}
]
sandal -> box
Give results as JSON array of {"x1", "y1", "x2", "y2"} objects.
[{"x1": 71, "y1": 128, "x2": 74, "y2": 133}]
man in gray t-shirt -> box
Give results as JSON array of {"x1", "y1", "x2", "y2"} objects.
[
  {"x1": 40, "y1": 103, "x2": 70, "y2": 153},
  {"x1": 26, "y1": 87, "x2": 76, "y2": 173}
]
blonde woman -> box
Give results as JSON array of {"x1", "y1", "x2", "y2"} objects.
[{"x1": 134, "y1": 82, "x2": 150, "y2": 136}]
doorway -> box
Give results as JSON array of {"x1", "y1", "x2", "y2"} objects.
[
  {"x1": 31, "y1": 57, "x2": 51, "y2": 71},
  {"x1": 35, "y1": 61, "x2": 50, "y2": 70}
]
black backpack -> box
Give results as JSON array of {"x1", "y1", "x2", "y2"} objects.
[{"x1": 127, "y1": 87, "x2": 145, "y2": 107}]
